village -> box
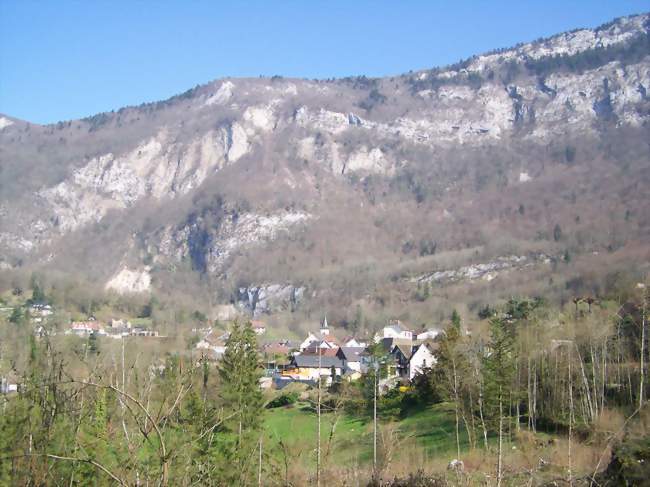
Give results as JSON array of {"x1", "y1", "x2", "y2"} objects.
[
  {"x1": 1, "y1": 297, "x2": 443, "y2": 394},
  {"x1": 2, "y1": 285, "x2": 649, "y2": 485},
  {"x1": 195, "y1": 316, "x2": 440, "y2": 390}
]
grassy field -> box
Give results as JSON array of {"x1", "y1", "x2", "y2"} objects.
[{"x1": 262, "y1": 402, "x2": 468, "y2": 470}]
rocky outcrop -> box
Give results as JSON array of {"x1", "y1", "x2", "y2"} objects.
[
  {"x1": 413, "y1": 254, "x2": 552, "y2": 285},
  {"x1": 106, "y1": 266, "x2": 152, "y2": 293},
  {"x1": 155, "y1": 210, "x2": 312, "y2": 274},
  {"x1": 39, "y1": 128, "x2": 237, "y2": 232},
  {"x1": 0, "y1": 117, "x2": 14, "y2": 130},
  {"x1": 235, "y1": 284, "x2": 305, "y2": 316}
]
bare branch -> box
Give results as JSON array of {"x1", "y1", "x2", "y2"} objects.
[{"x1": 3, "y1": 453, "x2": 127, "y2": 486}]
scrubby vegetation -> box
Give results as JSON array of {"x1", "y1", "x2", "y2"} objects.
[{"x1": 1, "y1": 276, "x2": 649, "y2": 485}]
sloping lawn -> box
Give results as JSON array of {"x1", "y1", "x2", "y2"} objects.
[
  {"x1": 399, "y1": 402, "x2": 472, "y2": 455},
  {"x1": 262, "y1": 401, "x2": 464, "y2": 468},
  {"x1": 264, "y1": 403, "x2": 370, "y2": 466}
]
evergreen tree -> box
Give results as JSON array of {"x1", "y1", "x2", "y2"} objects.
[
  {"x1": 9, "y1": 307, "x2": 26, "y2": 326},
  {"x1": 29, "y1": 273, "x2": 46, "y2": 303},
  {"x1": 216, "y1": 321, "x2": 264, "y2": 483},
  {"x1": 351, "y1": 304, "x2": 364, "y2": 333},
  {"x1": 482, "y1": 317, "x2": 517, "y2": 485},
  {"x1": 483, "y1": 317, "x2": 516, "y2": 424},
  {"x1": 76, "y1": 389, "x2": 112, "y2": 484},
  {"x1": 451, "y1": 309, "x2": 461, "y2": 329},
  {"x1": 88, "y1": 332, "x2": 100, "y2": 355}
]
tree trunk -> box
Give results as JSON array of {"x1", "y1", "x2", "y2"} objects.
[
  {"x1": 317, "y1": 347, "x2": 322, "y2": 487},
  {"x1": 453, "y1": 359, "x2": 461, "y2": 459},
  {"x1": 568, "y1": 348, "x2": 574, "y2": 487},
  {"x1": 258, "y1": 437, "x2": 263, "y2": 487},
  {"x1": 640, "y1": 286, "x2": 647, "y2": 409},
  {"x1": 497, "y1": 388, "x2": 503, "y2": 487}
]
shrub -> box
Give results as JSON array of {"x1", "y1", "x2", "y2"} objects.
[
  {"x1": 597, "y1": 436, "x2": 650, "y2": 486},
  {"x1": 266, "y1": 392, "x2": 298, "y2": 409},
  {"x1": 367, "y1": 470, "x2": 446, "y2": 486}
]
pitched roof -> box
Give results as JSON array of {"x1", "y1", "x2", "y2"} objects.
[
  {"x1": 302, "y1": 347, "x2": 339, "y2": 357},
  {"x1": 71, "y1": 321, "x2": 103, "y2": 331},
  {"x1": 380, "y1": 337, "x2": 414, "y2": 352},
  {"x1": 411, "y1": 343, "x2": 435, "y2": 356},
  {"x1": 293, "y1": 354, "x2": 344, "y2": 368},
  {"x1": 305, "y1": 335, "x2": 340, "y2": 347},
  {"x1": 392, "y1": 344, "x2": 414, "y2": 360},
  {"x1": 261, "y1": 343, "x2": 290, "y2": 355},
  {"x1": 337, "y1": 347, "x2": 365, "y2": 362}
]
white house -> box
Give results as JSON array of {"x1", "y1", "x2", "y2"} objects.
[
  {"x1": 66, "y1": 321, "x2": 106, "y2": 336},
  {"x1": 299, "y1": 318, "x2": 338, "y2": 351},
  {"x1": 336, "y1": 347, "x2": 365, "y2": 373},
  {"x1": 30, "y1": 304, "x2": 53, "y2": 317},
  {"x1": 299, "y1": 333, "x2": 319, "y2": 351},
  {"x1": 195, "y1": 329, "x2": 226, "y2": 356},
  {"x1": 109, "y1": 318, "x2": 132, "y2": 329},
  {"x1": 416, "y1": 328, "x2": 442, "y2": 341},
  {"x1": 299, "y1": 333, "x2": 338, "y2": 351},
  {"x1": 251, "y1": 320, "x2": 267, "y2": 335},
  {"x1": 408, "y1": 344, "x2": 437, "y2": 380},
  {"x1": 375, "y1": 320, "x2": 413, "y2": 342},
  {"x1": 343, "y1": 337, "x2": 367, "y2": 348},
  {"x1": 1, "y1": 377, "x2": 18, "y2": 394}
]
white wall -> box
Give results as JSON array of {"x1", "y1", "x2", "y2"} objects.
[{"x1": 409, "y1": 346, "x2": 436, "y2": 380}]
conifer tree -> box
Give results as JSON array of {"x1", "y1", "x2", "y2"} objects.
[
  {"x1": 216, "y1": 320, "x2": 264, "y2": 483},
  {"x1": 483, "y1": 317, "x2": 516, "y2": 486}
]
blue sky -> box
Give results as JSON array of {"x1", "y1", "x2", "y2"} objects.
[{"x1": 1, "y1": 1, "x2": 648, "y2": 124}]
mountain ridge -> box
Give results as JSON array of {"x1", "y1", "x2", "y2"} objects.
[
  {"x1": 1, "y1": 12, "x2": 649, "y2": 326},
  {"x1": 2, "y1": 12, "x2": 647, "y2": 126}
]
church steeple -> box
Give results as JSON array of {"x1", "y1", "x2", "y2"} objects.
[{"x1": 320, "y1": 315, "x2": 329, "y2": 335}]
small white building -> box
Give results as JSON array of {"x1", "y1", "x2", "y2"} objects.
[
  {"x1": 299, "y1": 317, "x2": 337, "y2": 351},
  {"x1": 375, "y1": 320, "x2": 413, "y2": 342},
  {"x1": 66, "y1": 321, "x2": 106, "y2": 336},
  {"x1": 196, "y1": 330, "x2": 227, "y2": 357},
  {"x1": 408, "y1": 344, "x2": 437, "y2": 380},
  {"x1": 299, "y1": 333, "x2": 338, "y2": 351},
  {"x1": 343, "y1": 337, "x2": 367, "y2": 348},
  {"x1": 416, "y1": 328, "x2": 442, "y2": 341},
  {"x1": 336, "y1": 347, "x2": 365, "y2": 373},
  {"x1": 1, "y1": 377, "x2": 18, "y2": 394},
  {"x1": 251, "y1": 320, "x2": 266, "y2": 335},
  {"x1": 30, "y1": 304, "x2": 53, "y2": 317},
  {"x1": 109, "y1": 318, "x2": 132, "y2": 329}
]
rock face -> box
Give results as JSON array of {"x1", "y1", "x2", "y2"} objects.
[
  {"x1": 155, "y1": 210, "x2": 312, "y2": 274},
  {"x1": 235, "y1": 284, "x2": 305, "y2": 316},
  {"x1": 413, "y1": 255, "x2": 552, "y2": 285},
  {"x1": 0, "y1": 13, "x2": 649, "y2": 304},
  {"x1": 38, "y1": 127, "x2": 239, "y2": 232},
  {"x1": 106, "y1": 267, "x2": 152, "y2": 294},
  {"x1": 0, "y1": 117, "x2": 13, "y2": 130}
]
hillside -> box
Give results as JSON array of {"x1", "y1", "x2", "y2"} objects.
[{"x1": 1, "y1": 13, "x2": 649, "y2": 328}]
